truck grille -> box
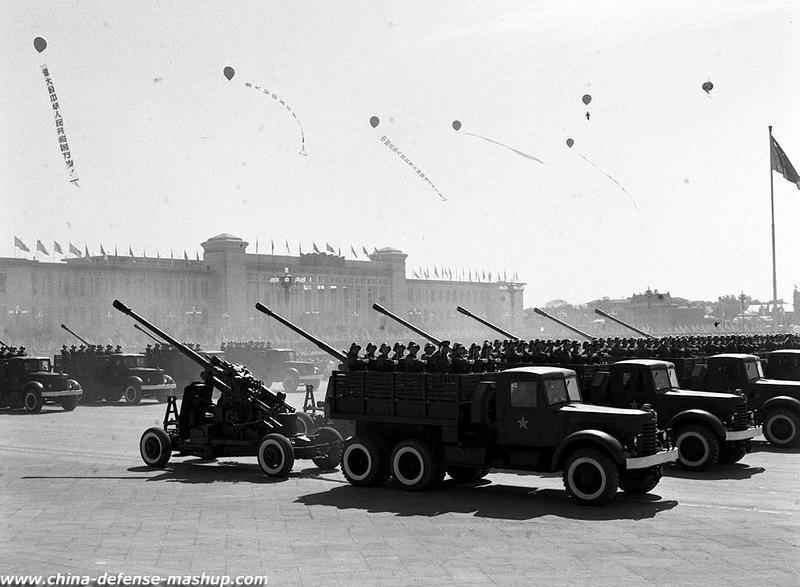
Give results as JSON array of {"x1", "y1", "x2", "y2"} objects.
[
  {"x1": 732, "y1": 407, "x2": 749, "y2": 431},
  {"x1": 641, "y1": 421, "x2": 657, "y2": 455}
]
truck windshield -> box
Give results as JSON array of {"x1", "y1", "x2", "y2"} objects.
[
  {"x1": 652, "y1": 367, "x2": 679, "y2": 392},
  {"x1": 744, "y1": 360, "x2": 762, "y2": 381},
  {"x1": 123, "y1": 356, "x2": 146, "y2": 368},
  {"x1": 545, "y1": 379, "x2": 569, "y2": 405},
  {"x1": 565, "y1": 376, "x2": 582, "y2": 402},
  {"x1": 276, "y1": 350, "x2": 297, "y2": 361},
  {"x1": 25, "y1": 359, "x2": 51, "y2": 372}
]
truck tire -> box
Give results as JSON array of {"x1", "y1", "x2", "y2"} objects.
[
  {"x1": 140, "y1": 427, "x2": 172, "y2": 467},
  {"x1": 295, "y1": 412, "x2": 318, "y2": 436},
  {"x1": 619, "y1": 467, "x2": 661, "y2": 494},
  {"x1": 563, "y1": 448, "x2": 619, "y2": 506},
  {"x1": 446, "y1": 465, "x2": 491, "y2": 484},
  {"x1": 390, "y1": 439, "x2": 442, "y2": 492},
  {"x1": 122, "y1": 382, "x2": 142, "y2": 405},
  {"x1": 719, "y1": 440, "x2": 748, "y2": 464},
  {"x1": 675, "y1": 424, "x2": 719, "y2": 471},
  {"x1": 342, "y1": 436, "x2": 390, "y2": 486},
  {"x1": 282, "y1": 373, "x2": 299, "y2": 393},
  {"x1": 311, "y1": 426, "x2": 343, "y2": 470},
  {"x1": 61, "y1": 396, "x2": 79, "y2": 412},
  {"x1": 257, "y1": 433, "x2": 294, "y2": 477},
  {"x1": 763, "y1": 409, "x2": 800, "y2": 448},
  {"x1": 23, "y1": 388, "x2": 44, "y2": 413}
]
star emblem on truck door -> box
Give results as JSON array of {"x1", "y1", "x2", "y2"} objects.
[{"x1": 517, "y1": 417, "x2": 529, "y2": 430}]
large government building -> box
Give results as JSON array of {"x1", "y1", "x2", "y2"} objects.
[{"x1": 1, "y1": 234, "x2": 524, "y2": 351}]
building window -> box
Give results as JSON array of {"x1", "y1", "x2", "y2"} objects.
[{"x1": 0, "y1": 272, "x2": 6, "y2": 293}]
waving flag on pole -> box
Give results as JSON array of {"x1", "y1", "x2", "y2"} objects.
[
  {"x1": 69, "y1": 243, "x2": 81, "y2": 257},
  {"x1": 771, "y1": 134, "x2": 800, "y2": 189},
  {"x1": 351, "y1": 245, "x2": 357, "y2": 258},
  {"x1": 14, "y1": 236, "x2": 30, "y2": 252},
  {"x1": 313, "y1": 242, "x2": 320, "y2": 253},
  {"x1": 36, "y1": 240, "x2": 49, "y2": 255},
  {"x1": 362, "y1": 245, "x2": 369, "y2": 257},
  {"x1": 326, "y1": 242, "x2": 335, "y2": 253},
  {"x1": 53, "y1": 241, "x2": 63, "y2": 255}
]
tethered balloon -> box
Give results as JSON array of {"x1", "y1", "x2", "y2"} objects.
[
  {"x1": 223, "y1": 66, "x2": 235, "y2": 81},
  {"x1": 582, "y1": 94, "x2": 592, "y2": 105},
  {"x1": 33, "y1": 37, "x2": 47, "y2": 53},
  {"x1": 369, "y1": 116, "x2": 380, "y2": 128},
  {"x1": 452, "y1": 120, "x2": 462, "y2": 131},
  {"x1": 566, "y1": 138, "x2": 574, "y2": 148},
  {"x1": 702, "y1": 81, "x2": 713, "y2": 94}
]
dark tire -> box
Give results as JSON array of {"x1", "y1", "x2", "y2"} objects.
[
  {"x1": 295, "y1": 411, "x2": 318, "y2": 436},
  {"x1": 390, "y1": 439, "x2": 441, "y2": 492},
  {"x1": 341, "y1": 436, "x2": 390, "y2": 486},
  {"x1": 282, "y1": 374, "x2": 299, "y2": 393},
  {"x1": 763, "y1": 409, "x2": 800, "y2": 448},
  {"x1": 257, "y1": 433, "x2": 294, "y2": 477},
  {"x1": 23, "y1": 388, "x2": 43, "y2": 413},
  {"x1": 675, "y1": 424, "x2": 720, "y2": 471},
  {"x1": 619, "y1": 467, "x2": 662, "y2": 494},
  {"x1": 140, "y1": 427, "x2": 171, "y2": 467},
  {"x1": 719, "y1": 441, "x2": 749, "y2": 464},
  {"x1": 122, "y1": 381, "x2": 142, "y2": 405},
  {"x1": 563, "y1": 448, "x2": 619, "y2": 505},
  {"x1": 447, "y1": 465, "x2": 491, "y2": 484},
  {"x1": 311, "y1": 426, "x2": 343, "y2": 469},
  {"x1": 61, "y1": 396, "x2": 79, "y2": 412}
]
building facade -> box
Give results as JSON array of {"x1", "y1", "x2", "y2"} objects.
[{"x1": 0, "y1": 234, "x2": 524, "y2": 351}]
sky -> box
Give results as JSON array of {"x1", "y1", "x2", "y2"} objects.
[{"x1": 1, "y1": 1, "x2": 799, "y2": 307}]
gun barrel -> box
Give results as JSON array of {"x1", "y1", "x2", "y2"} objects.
[
  {"x1": 60, "y1": 323, "x2": 94, "y2": 346},
  {"x1": 113, "y1": 300, "x2": 212, "y2": 371},
  {"x1": 134, "y1": 323, "x2": 163, "y2": 344},
  {"x1": 533, "y1": 307, "x2": 594, "y2": 340},
  {"x1": 372, "y1": 303, "x2": 442, "y2": 345},
  {"x1": 455, "y1": 305, "x2": 519, "y2": 340},
  {"x1": 593, "y1": 308, "x2": 654, "y2": 338},
  {"x1": 255, "y1": 302, "x2": 347, "y2": 362}
]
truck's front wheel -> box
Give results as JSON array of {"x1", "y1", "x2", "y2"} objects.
[
  {"x1": 342, "y1": 436, "x2": 389, "y2": 486},
  {"x1": 675, "y1": 424, "x2": 719, "y2": 471},
  {"x1": 391, "y1": 439, "x2": 444, "y2": 492},
  {"x1": 563, "y1": 448, "x2": 619, "y2": 505},
  {"x1": 763, "y1": 409, "x2": 800, "y2": 448},
  {"x1": 446, "y1": 465, "x2": 490, "y2": 484},
  {"x1": 122, "y1": 382, "x2": 142, "y2": 405},
  {"x1": 619, "y1": 467, "x2": 661, "y2": 494},
  {"x1": 22, "y1": 388, "x2": 43, "y2": 413}
]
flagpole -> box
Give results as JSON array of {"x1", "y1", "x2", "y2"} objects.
[{"x1": 769, "y1": 125, "x2": 778, "y2": 326}]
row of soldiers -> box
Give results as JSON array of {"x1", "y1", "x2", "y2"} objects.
[
  {"x1": 60, "y1": 344, "x2": 123, "y2": 358},
  {"x1": 0, "y1": 345, "x2": 27, "y2": 358},
  {"x1": 344, "y1": 333, "x2": 800, "y2": 373}
]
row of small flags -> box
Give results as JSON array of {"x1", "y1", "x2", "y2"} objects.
[
  {"x1": 254, "y1": 238, "x2": 377, "y2": 259},
  {"x1": 13, "y1": 237, "x2": 199, "y2": 262},
  {"x1": 410, "y1": 267, "x2": 519, "y2": 283}
]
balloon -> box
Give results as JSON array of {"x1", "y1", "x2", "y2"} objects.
[
  {"x1": 582, "y1": 94, "x2": 592, "y2": 105},
  {"x1": 702, "y1": 81, "x2": 713, "y2": 94},
  {"x1": 33, "y1": 37, "x2": 47, "y2": 53},
  {"x1": 566, "y1": 138, "x2": 574, "y2": 148},
  {"x1": 223, "y1": 66, "x2": 235, "y2": 81},
  {"x1": 452, "y1": 120, "x2": 462, "y2": 131},
  {"x1": 369, "y1": 115, "x2": 380, "y2": 128}
]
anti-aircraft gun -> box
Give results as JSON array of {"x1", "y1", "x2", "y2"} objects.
[
  {"x1": 593, "y1": 309, "x2": 655, "y2": 339},
  {"x1": 112, "y1": 300, "x2": 343, "y2": 476},
  {"x1": 372, "y1": 303, "x2": 443, "y2": 346},
  {"x1": 455, "y1": 306, "x2": 519, "y2": 341}
]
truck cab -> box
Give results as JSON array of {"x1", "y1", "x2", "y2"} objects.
[
  {"x1": 589, "y1": 359, "x2": 760, "y2": 470},
  {"x1": 0, "y1": 356, "x2": 82, "y2": 413},
  {"x1": 693, "y1": 353, "x2": 800, "y2": 447},
  {"x1": 764, "y1": 349, "x2": 800, "y2": 382}
]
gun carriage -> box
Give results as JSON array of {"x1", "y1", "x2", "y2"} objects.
[{"x1": 112, "y1": 300, "x2": 343, "y2": 476}]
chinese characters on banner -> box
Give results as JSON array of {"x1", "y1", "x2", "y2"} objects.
[
  {"x1": 379, "y1": 135, "x2": 447, "y2": 202},
  {"x1": 41, "y1": 64, "x2": 79, "y2": 187},
  {"x1": 244, "y1": 82, "x2": 306, "y2": 155}
]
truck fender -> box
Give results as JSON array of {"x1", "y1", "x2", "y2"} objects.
[
  {"x1": 123, "y1": 376, "x2": 143, "y2": 388},
  {"x1": 762, "y1": 396, "x2": 800, "y2": 415},
  {"x1": 24, "y1": 381, "x2": 44, "y2": 393},
  {"x1": 550, "y1": 430, "x2": 626, "y2": 471},
  {"x1": 667, "y1": 409, "x2": 725, "y2": 439}
]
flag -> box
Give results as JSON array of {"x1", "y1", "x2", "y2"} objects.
[
  {"x1": 100, "y1": 244, "x2": 106, "y2": 256},
  {"x1": 53, "y1": 241, "x2": 63, "y2": 255},
  {"x1": 326, "y1": 242, "x2": 335, "y2": 253},
  {"x1": 184, "y1": 250, "x2": 189, "y2": 263},
  {"x1": 285, "y1": 239, "x2": 290, "y2": 254},
  {"x1": 299, "y1": 242, "x2": 303, "y2": 255},
  {"x1": 488, "y1": 271, "x2": 493, "y2": 281},
  {"x1": 196, "y1": 251, "x2": 200, "y2": 261},
  {"x1": 255, "y1": 239, "x2": 259, "y2": 254},
  {"x1": 434, "y1": 267, "x2": 439, "y2": 278},
  {"x1": 114, "y1": 246, "x2": 118, "y2": 257},
  {"x1": 129, "y1": 246, "x2": 134, "y2": 257},
  {"x1": 337, "y1": 246, "x2": 341, "y2": 256},
  {"x1": 313, "y1": 242, "x2": 320, "y2": 253},
  {"x1": 351, "y1": 245, "x2": 357, "y2": 258},
  {"x1": 69, "y1": 243, "x2": 81, "y2": 256},
  {"x1": 413, "y1": 270, "x2": 419, "y2": 278},
  {"x1": 85, "y1": 244, "x2": 90, "y2": 258},
  {"x1": 36, "y1": 240, "x2": 49, "y2": 255},
  {"x1": 14, "y1": 236, "x2": 30, "y2": 252},
  {"x1": 271, "y1": 238, "x2": 275, "y2": 255},
  {"x1": 362, "y1": 245, "x2": 369, "y2": 256},
  {"x1": 771, "y1": 135, "x2": 800, "y2": 189},
  {"x1": 157, "y1": 250, "x2": 160, "y2": 259}
]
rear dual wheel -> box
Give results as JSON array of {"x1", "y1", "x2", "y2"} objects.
[
  {"x1": 341, "y1": 436, "x2": 390, "y2": 486},
  {"x1": 390, "y1": 439, "x2": 445, "y2": 492}
]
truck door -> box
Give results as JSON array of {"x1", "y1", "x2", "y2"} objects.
[
  {"x1": 615, "y1": 366, "x2": 654, "y2": 409},
  {"x1": 497, "y1": 375, "x2": 549, "y2": 447}
]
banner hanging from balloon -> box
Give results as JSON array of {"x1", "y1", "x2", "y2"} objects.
[
  {"x1": 36, "y1": 36, "x2": 79, "y2": 187},
  {"x1": 566, "y1": 138, "x2": 636, "y2": 209},
  {"x1": 370, "y1": 116, "x2": 446, "y2": 202},
  {"x1": 243, "y1": 80, "x2": 307, "y2": 155},
  {"x1": 451, "y1": 120, "x2": 543, "y2": 165}
]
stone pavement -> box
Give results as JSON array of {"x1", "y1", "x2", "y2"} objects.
[{"x1": 1, "y1": 400, "x2": 799, "y2": 585}]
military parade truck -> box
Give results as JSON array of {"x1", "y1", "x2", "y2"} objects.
[
  {"x1": 588, "y1": 359, "x2": 760, "y2": 470},
  {"x1": 112, "y1": 301, "x2": 343, "y2": 476},
  {"x1": 763, "y1": 349, "x2": 800, "y2": 382},
  {"x1": 223, "y1": 343, "x2": 320, "y2": 393},
  {"x1": 255, "y1": 302, "x2": 677, "y2": 506},
  {"x1": 0, "y1": 350, "x2": 82, "y2": 413},
  {"x1": 691, "y1": 353, "x2": 800, "y2": 447},
  {"x1": 57, "y1": 324, "x2": 175, "y2": 404}
]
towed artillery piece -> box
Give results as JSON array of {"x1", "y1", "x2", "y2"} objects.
[
  {"x1": 372, "y1": 303, "x2": 443, "y2": 346},
  {"x1": 112, "y1": 300, "x2": 343, "y2": 476},
  {"x1": 57, "y1": 323, "x2": 176, "y2": 404},
  {"x1": 593, "y1": 308, "x2": 655, "y2": 339}
]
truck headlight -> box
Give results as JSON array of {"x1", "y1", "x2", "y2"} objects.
[
  {"x1": 68, "y1": 379, "x2": 81, "y2": 390},
  {"x1": 164, "y1": 375, "x2": 174, "y2": 385}
]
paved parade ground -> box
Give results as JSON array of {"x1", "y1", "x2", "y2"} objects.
[{"x1": 2, "y1": 395, "x2": 799, "y2": 586}]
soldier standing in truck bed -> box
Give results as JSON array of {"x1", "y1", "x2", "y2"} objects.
[
  {"x1": 376, "y1": 343, "x2": 395, "y2": 372},
  {"x1": 402, "y1": 342, "x2": 425, "y2": 373}
]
